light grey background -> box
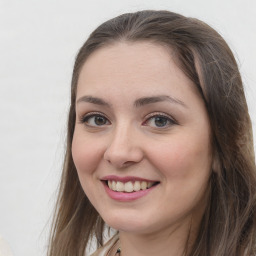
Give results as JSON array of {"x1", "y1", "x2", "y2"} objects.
[{"x1": 0, "y1": 0, "x2": 255, "y2": 255}]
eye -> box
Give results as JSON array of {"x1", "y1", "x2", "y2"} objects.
[
  {"x1": 80, "y1": 113, "x2": 110, "y2": 127},
  {"x1": 143, "y1": 113, "x2": 176, "y2": 128}
]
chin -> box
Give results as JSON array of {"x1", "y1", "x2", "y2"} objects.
[{"x1": 102, "y1": 212, "x2": 153, "y2": 234}]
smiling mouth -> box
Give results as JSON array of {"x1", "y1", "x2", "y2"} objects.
[{"x1": 105, "y1": 180, "x2": 159, "y2": 193}]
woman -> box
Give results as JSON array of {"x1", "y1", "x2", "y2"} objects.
[{"x1": 48, "y1": 10, "x2": 256, "y2": 256}]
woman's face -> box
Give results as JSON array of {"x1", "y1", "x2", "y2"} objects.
[{"x1": 72, "y1": 42, "x2": 212, "y2": 235}]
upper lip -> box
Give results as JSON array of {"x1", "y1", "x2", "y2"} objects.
[{"x1": 101, "y1": 175, "x2": 159, "y2": 183}]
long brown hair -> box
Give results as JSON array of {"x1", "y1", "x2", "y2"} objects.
[{"x1": 48, "y1": 10, "x2": 256, "y2": 256}]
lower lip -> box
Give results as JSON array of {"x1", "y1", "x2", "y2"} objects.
[{"x1": 103, "y1": 182, "x2": 158, "y2": 202}]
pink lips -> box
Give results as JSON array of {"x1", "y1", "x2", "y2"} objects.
[{"x1": 101, "y1": 175, "x2": 159, "y2": 202}]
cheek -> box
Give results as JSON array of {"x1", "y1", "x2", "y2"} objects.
[
  {"x1": 71, "y1": 131, "x2": 106, "y2": 202},
  {"x1": 147, "y1": 132, "x2": 212, "y2": 180},
  {"x1": 71, "y1": 131, "x2": 103, "y2": 176}
]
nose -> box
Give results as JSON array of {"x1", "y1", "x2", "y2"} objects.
[{"x1": 103, "y1": 123, "x2": 144, "y2": 169}]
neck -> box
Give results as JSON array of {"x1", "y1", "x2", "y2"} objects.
[{"x1": 118, "y1": 217, "x2": 200, "y2": 256}]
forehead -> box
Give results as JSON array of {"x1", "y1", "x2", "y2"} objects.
[
  {"x1": 76, "y1": 41, "x2": 200, "y2": 102},
  {"x1": 80, "y1": 41, "x2": 173, "y2": 77}
]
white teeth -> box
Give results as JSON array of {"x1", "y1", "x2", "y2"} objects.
[
  {"x1": 108, "y1": 180, "x2": 112, "y2": 189},
  {"x1": 134, "y1": 181, "x2": 141, "y2": 191},
  {"x1": 116, "y1": 181, "x2": 124, "y2": 192},
  {"x1": 124, "y1": 181, "x2": 133, "y2": 193},
  {"x1": 112, "y1": 181, "x2": 116, "y2": 191},
  {"x1": 141, "y1": 181, "x2": 147, "y2": 190},
  {"x1": 107, "y1": 180, "x2": 156, "y2": 192}
]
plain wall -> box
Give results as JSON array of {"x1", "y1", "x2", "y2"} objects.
[{"x1": 0, "y1": 0, "x2": 255, "y2": 255}]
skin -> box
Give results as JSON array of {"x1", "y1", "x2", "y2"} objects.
[{"x1": 72, "y1": 42, "x2": 212, "y2": 256}]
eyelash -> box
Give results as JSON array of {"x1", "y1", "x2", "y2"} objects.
[
  {"x1": 79, "y1": 112, "x2": 177, "y2": 128},
  {"x1": 143, "y1": 112, "x2": 177, "y2": 128},
  {"x1": 79, "y1": 112, "x2": 110, "y2": 126}
]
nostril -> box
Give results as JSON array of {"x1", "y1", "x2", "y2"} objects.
[
  {"x1": 122, "y1": 160, "x2": 137, "y2": 166},
  {"x1": 103, "y1": 141, "x2": 144, "y2": 168}
]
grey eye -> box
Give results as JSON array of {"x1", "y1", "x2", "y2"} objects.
[
  {"x1": 144, "y1": 115, "x2": 175, "y2": 128},
  {"x1": 153, "y1": 116, "x2": 169, "y2": 127}
]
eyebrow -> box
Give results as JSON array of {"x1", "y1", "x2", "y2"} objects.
[
  {"x1": 134, "y1": 95, "x2": 187, "y2": 108},
  {"x1": 76, "y1": 95, "x2": 187, "y2": 108},
  {"x1": 76, "y1": 95, "x2": 111, "y2": 107}
]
